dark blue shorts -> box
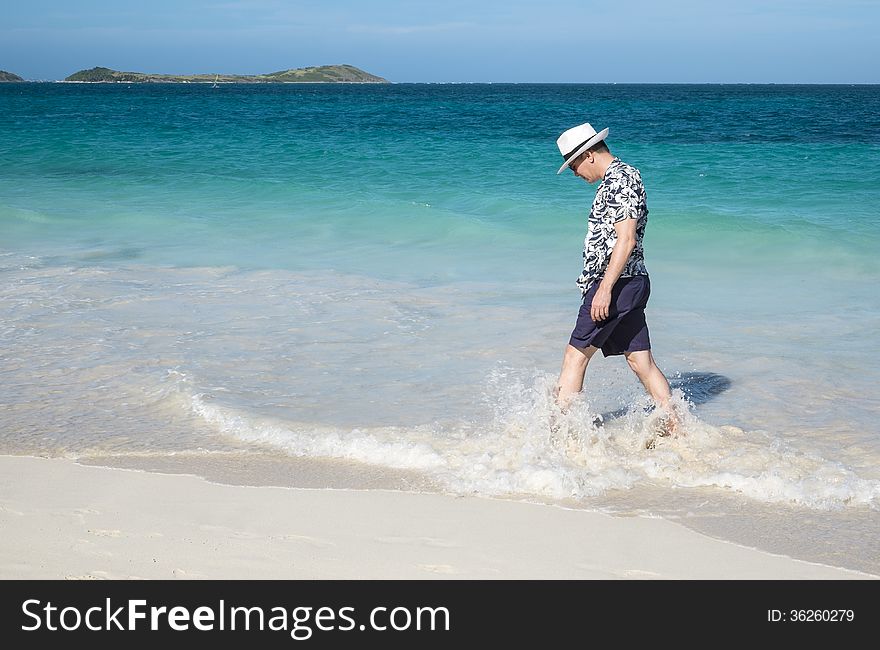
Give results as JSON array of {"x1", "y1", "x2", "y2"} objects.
[{"x1": 569, "y1": 275, "x2": 652, "y2": 357}]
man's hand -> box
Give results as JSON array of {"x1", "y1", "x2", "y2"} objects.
[{"x1": 591, "y1": 287, "x2": 611, "y2": 322}]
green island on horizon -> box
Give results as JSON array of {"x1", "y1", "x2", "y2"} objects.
[
  {"x1": 66, "y1": 65, "x2": 388, "y2": 83},
  {"x1": 0, "y1": 70, "x2": 24, "y2": 82},
  {"x1": 0, "y1": 65, "x2": 389, "y2": 83}
]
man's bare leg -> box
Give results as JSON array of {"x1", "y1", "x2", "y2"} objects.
[
  {"x1": 623, "y1": 349, "x2": 678, "y2": 436},
  {"x1": 555, "y1": 344, "x2": 599, "y2": 410}
]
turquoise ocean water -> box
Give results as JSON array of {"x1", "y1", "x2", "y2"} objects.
[{"x1": 2, "y1": 83, "x2": 879, "y2": 573}]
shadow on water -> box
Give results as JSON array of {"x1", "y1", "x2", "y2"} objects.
[
  {"x1": 671, "y1": 371, "x2": 732, "y2": 405},
  {"x1": 600, "y1": 371, "x2": 732, "y2": 422}
]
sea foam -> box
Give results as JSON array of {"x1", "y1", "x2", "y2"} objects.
[{"x1": 169, "y1": 367, "x2": 880, "y2": 511}]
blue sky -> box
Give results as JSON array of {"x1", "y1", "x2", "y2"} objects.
[{"x1": 3, "y1": 0, "x2": 878, "y2": 82}]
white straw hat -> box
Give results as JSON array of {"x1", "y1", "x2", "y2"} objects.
[{"x1": 555, "y1": 122, "x2": 609, "y2": 174}]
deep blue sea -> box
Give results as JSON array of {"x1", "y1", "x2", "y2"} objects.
[{"x1": 2, "y1": 82, "x2": 879, "y2": 573}]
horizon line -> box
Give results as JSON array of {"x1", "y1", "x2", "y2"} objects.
[{"x1": 6, "y1": 79, "x2": 880, "y2": 85}]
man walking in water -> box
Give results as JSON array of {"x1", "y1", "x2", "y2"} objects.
[{"x1": 554, "y1": 122, "x2": 676, "y2": 436}]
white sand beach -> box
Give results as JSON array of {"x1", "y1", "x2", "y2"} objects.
[{"x1": 0, "y1": 455, "x2": 872, "y2": 580}]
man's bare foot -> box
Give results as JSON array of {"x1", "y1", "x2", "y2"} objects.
[
  {"x1": 656, "y1": 413, "x2": 677, "y2": 438},
  {"x1": 645, "y1": 406, "x2": 680, "y2": 449}
]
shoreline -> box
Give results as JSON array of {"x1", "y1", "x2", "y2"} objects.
[
  {"x1": 0, "y1": 455, "x2": 873, "y2": 580},
  {"x1": 71, "y1": 452, "x2": 880, "y2": 578}
]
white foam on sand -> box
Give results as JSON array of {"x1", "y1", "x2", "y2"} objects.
[{"x1": 171, "y1": 368, "x2": 880, "y2": 511}]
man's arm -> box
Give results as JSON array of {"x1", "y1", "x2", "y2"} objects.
[{"x1": 590, "y1": 217, "x2": 637, "y2": 322}]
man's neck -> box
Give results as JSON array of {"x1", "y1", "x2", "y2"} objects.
[{"x1": 594, "y1": 153, "x2": 617, "y2": 180}]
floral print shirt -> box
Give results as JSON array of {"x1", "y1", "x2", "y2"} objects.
[{"x1": 576, "y1": 157, "x2": 649, "y2": 295}]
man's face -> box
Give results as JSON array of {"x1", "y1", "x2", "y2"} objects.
[{"x1": 569, "y1": 152, "x2": 598, "y2": 183}]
